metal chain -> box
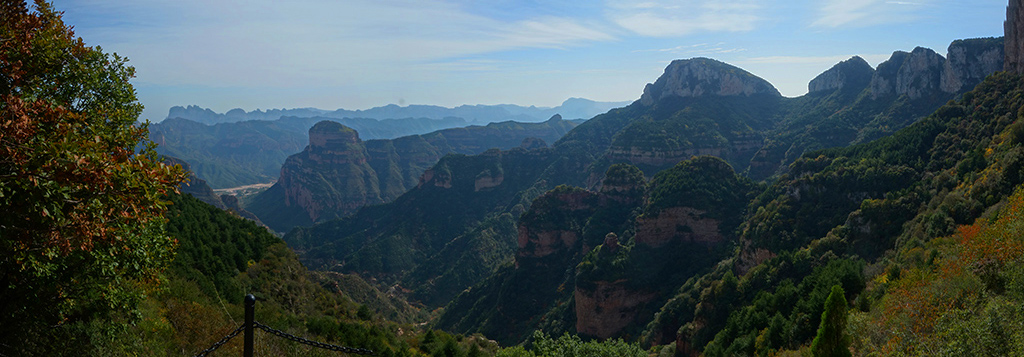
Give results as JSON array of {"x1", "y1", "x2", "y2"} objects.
[
  {"x1": 193, "y1": 323, "x2": 246, "y2": 357},
  {"x1": 253, "y1": 321, "x2": 375, "y2": 355}
]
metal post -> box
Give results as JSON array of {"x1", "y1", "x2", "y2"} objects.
[{"x1": 244, "y1": 294, "x2": 255, "y2": 357}]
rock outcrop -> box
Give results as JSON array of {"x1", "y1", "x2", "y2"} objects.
[
  {"x1": 943, "y1": 38, "x2": 1004, "y2": 93},
  {"x1": 634, "y1": 207, "x2": 724, "y2": 248},
  {"x1": 277, "y1": 121, "x2": 382, "y2": 225},
  {"x1": 575, "y1": 280, "x2": 657, "y2": 338},
  {"x1": 515, "y1": 188, "x2": 599, "y2": 268},
  {"x1": 1007, "y1": 0, "x2": 1024, "y2": 73},
  {"x1": 869, "y1": 48, "x2": 945, "y2": 100},
  {"x1": 250, "y1": 118, "x2": 579, "y2": 232},
  {"x1": 870, "y1": 39, "x2": 1004, "y2": 100},
  {"x1": 640, "y1": 58, "x2": 781, "y2": 106},
  {"x1": 808, "y1": 56, "x2": 875, "y2": 94}
]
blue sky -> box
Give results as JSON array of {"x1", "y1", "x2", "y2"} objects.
[{"x1": 49, "y1": 0, "x2": 1007, "y2": 122}]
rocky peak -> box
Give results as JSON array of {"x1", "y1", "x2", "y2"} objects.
[
  {"x1": 1007, "y1": 0, "x2": 1024, "y2": 73},
  {"x1": 869, "y1": 48, "x2": 945, "y2": 99},
  {"x1": 640, "y1": 58, "x2": 781, "y2": 106},
  {"x1": 808, "y1": 56, "x2": 875, "y2": 94},
  {"x1": 308, "y1": 120, "x2": 360, "y2": 150},
  {"x1": 943, "y1": 38, "x2": 1005, "y2": 93},
  {"x1": 869, "y1": 40, "x2": 1005, "y2": 100}
]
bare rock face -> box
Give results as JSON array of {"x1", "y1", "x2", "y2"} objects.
[
  {"x1": 515, "y1": 189, "x2": 598, "y2": 268},
  {"x1": 870, "y1": 39, "x2": 1004, "y2": 100},
  {"x1": 575, "y1": 280, "x2": 657, "y2": 338},
  {"x1": 640, "y1": 58, "x2": 781, "y2": 106},
  {"x1": 869, "y1": 48, "x2": 946, "y2": 100},
  {"x1": 942, "y1": 38, "x2": 1004, "y2": 93},
  {"x1": 808, "y1": 56, "x2": 875, "y2": 94},
  {"x1": 474, "y1": 171, "x2": 504, "y2": 191},
  {"x1": 278, "y1": 121, "x2": 382, "y2": 223},
  {"x1": 1007, "y1": 0, "x2": 1024, "y2": 74},
  {"x1": 515, "y1": 227, "x2": 579, "y2": 263},
  {"x1": 634, "y1": 207, "x2": 724, "y2": 248},
  {"x1": 417, "y1": 168, "x2": 452, "y2": 189}
]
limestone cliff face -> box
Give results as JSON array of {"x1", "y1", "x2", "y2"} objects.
[
  {"x1": 808, "y1": 56, "x2": 875, "y2": 94},
  {"x1": 640, "y1": 58, "x2": 781, "y2": 106},
  {"x1": 942, "y1": 38, "x2": 1004, "y2": 93},
  {"x1": 515, "y1": 189, "x2": 598, "y2": 268},
  {"x1": 575, "y1": 280, "x2": 657, "y2": 338},
  {"x1": 870, "y1": 39, "x2": 1004, "y2": 100},
  {"x1": 869, "y1": 48, "x2": 945, "y2": 100},
  {"x1": 278, "y1": 121, "x2": 382, "y2": 224},
  {"x1": 1007, "y1": 0, "x2": 1024, "y2": 73},
  {"x1": 605, "y1": 133, "x2": 762, "y2": 171},
  {"x1": 634, "y1": 207, "x2": 724, "y2": 248}
]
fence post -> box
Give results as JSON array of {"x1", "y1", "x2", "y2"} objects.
[{"x1": 244, "y1": 294, "x2": 255, "y2": 357}]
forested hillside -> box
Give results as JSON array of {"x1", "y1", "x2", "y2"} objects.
[
  {"x1": 639, "y1": 71, "x2": 1024, "y2": 355},
  {"x1": 284, "y1": 39, "x2": 1003, "y2": 334}
]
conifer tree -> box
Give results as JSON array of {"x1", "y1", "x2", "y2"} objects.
[{"x1": 811, "y1": 285, "x2": 852, "y2": 357}]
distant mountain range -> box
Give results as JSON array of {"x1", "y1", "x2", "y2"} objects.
[
  {"x1": 150, "y1": 116, "x2": 470, "y2": 188},
  {"x1": 165, "y1": 98, "x2": 631, "y2": 125}
]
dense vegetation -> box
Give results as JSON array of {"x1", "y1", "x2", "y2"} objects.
[
  {"x1": 639, "y1": 71, "x2": 1024, "y2": 355},
  {"x1": 0, "y1": 3, "x2": 188, "y2": 353},
  {"x1": 9, "y1": 1, "x2": 1024, "y2": 355}
]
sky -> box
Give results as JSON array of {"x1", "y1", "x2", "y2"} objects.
[{"x1": 49, "y1": 0, "x2": 1008, "y2": 122}]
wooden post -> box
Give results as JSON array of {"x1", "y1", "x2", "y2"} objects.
[{"x1": 244, "y1": 294, "x2": 255, "y2": 357}]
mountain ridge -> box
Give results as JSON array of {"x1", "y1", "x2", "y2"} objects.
[{"x1": 166, "y1": 98, "x2": 631, "y2": 125}]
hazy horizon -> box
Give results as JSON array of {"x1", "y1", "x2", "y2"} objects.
[{"x1": 51, "y1": 0, "x2": 1006, "y2": 122}]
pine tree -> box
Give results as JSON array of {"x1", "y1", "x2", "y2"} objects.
[{"x1": 811, "y1": 285, "x2": 852, "y2": 357}]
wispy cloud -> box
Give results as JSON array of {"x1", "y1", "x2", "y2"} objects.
[
  {"x1": 811, "y1": 0, "x2": 929, "y2": 28},
  {"x1": 606, "y1": 0, "x2": 762, "y2": 37},
  {"x1": 633, "y1": 43, "x2": 747, "y2": 56},
  {"x1": 58, "y1": 0, "x2": 616, "y2": 88}
]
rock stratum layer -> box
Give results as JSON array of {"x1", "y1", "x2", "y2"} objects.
[{"x1": 1007, "y1": 0, "x2": 1024, "y2": 73}]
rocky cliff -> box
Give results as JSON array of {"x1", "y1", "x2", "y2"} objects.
[
  {"x1": 870, "y1": 39, "x2": 1004, "y2": 100},
  {"x1": 515, "y1": 187, "x2": 599, "y2": 268},
  {"x1": 808, "y1": 56, "x2": 875, "y2": 94},
  {"x1": 249, "y1": 117, "x2": 579, "y2": 232},
  {"x1": 1007, "y1": 0, "x2": 1024, "y2": 73},
  {"x1": 277, "y1": 121, "x2": 383, "y2": 225},
  {"x1": 640, "y1": 58, "x2": 781, "y2": 106},
  {"x1": 575, "y1": 280, "x2": 658, "y2": 339},
  {"x1": 943, "y1": 38, "x2": 1004, "y2": 93},
  {"x1": 633, "y1": 207, "x2": 724, "y2": 248},
  {"x1": 869, "y1": 47, "x2": 945, "y2": 100}
]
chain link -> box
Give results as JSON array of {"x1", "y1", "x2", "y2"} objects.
[
  {"x1": 193, "y1": 323, "x2": 246, "y2": 357},
  {"x1": 254, "y1": 321, "x2": 375, "y2": 355}
]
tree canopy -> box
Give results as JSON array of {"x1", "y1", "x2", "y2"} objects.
[{"x1": 0, "y1": 0, "x2": 187, "y2": 353}]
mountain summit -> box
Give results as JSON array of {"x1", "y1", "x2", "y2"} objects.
[
  {"x1": 640, "y1": 58, "x2": 781, "y2": 106},
  {"x1": 808, "y1": 56, "x2": 875, "y2": 94}
]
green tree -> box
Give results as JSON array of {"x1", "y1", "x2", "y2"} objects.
[
  {"x1": 811, "y1": 285, "x2": 851, "y2": 357},
  {"x1": 0, "y1": 0, "x2": 187, "y2": 353}
]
